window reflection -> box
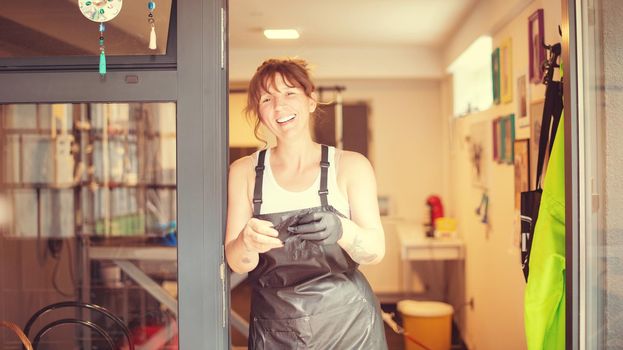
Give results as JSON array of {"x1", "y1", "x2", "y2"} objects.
[
  {"x1": 0, "y1": 102, "x2": 178, "y2": 349},
  {"x1": 0, "y1": 0, "x2": 172, "y2": 57}
]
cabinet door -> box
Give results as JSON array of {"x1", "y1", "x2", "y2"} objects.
[
  {"x1": 314, "y1": 102, "x2": 369, "y2": 158},
  {"x1": 343, "y1": 103, "x2": 369, "y2": 158}
]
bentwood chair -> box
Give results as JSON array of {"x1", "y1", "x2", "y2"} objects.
[
  {"x1": 1, "y1": 320, "x2": 33, "y2": 350},
  {"x1": 22, "y1": 301, "x2": 134, "y2": 350}
]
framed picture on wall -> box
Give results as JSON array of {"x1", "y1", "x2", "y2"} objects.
[
  {"x1": 494, "y1": 117, "x2": 504, "y2": 163},
  {"x1": 514, "y1": 139, "x2": 530, "y2": 210},
  {"x1": 504, "y1": 114, "x2": 515, "y2": 164},
  {"x1": 492, "y1": 47, "x2": 501, "y2": 104},
  {"x1": 529, "y1": 99, "x2": 546, "y2": 188},
  {"x1": 492, "y1": 118, "x2": 499, "y2": 162},
  {"x1": 529, "y1": 9, "x2": 545, "y2": 84},
  {"x1": 516, "y1": 74, "x2": 531, "y2": 138},
  {"x1": 500, "y1": 38, "x2": 513, "y2": 104},
  {"x1": 517, "y1": 75, "x2": 528, "y2": 118}
]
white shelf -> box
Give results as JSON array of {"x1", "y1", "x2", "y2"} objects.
[
  {"x1": 89, "y1": 246, "x2": 177, "y2": 261},
  {"x1": 396, "y1": 223, "x2": 464, "y2": 261}
]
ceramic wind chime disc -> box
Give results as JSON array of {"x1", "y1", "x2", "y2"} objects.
[{"x1": 78, "y1": 0, "x2": 123, "y2": 22}]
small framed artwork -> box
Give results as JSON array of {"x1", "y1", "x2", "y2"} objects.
[
  {"x1": 529, "y1": 9, "x2": 545, "y2": 84},
  {"x1": 516, "y1": 75, "x2": 530, "y2": 138},
  {"x1": 494, "y1": 117, "x2": 504, "y2": 163},
  {"x1": 504, "y1": 114, "x2": 516, "y2": 164},
  {"x1": 497, "y1": 118, "x2": 504, "y2": 163},
  {"x1": 514, "y1": 139, "x2": 531, "y2": 210},
  {"x1": 517, "y1": 75, "x2": 527, "y2": 118},
  {"x1": 492, "y1": 118, "x2": 499, "y2": 162},
  {"x1": 500, "y1": 117, "x2": 507, "y2": 163},
  {"x1": 529, "y1": 99, "x2": 546, "y2": 188},
  {"x1": 500, "y1": 38, "x2": 513, "y2": 104},
  {"x1": 491, "y1": 47, "x2": 501, "y2": 104}
]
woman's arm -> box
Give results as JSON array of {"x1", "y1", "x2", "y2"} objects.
[
  {"x1": 225, "y1": 156, "x2": 282, "y2": 273},
  {"x1": 337, "y1": 152, "x2": 385, "y2": 265}
]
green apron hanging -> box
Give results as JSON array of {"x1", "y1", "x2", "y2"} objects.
[{"x1": 524, "y1": 116, "x2": 566, "y2": 350}]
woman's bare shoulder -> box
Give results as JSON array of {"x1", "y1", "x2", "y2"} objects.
[
  {"x1": 229, "y1": 154, "x2": 256, "y2": 179},
  {"x1": 336, "y1": 149, "x2": 373, "y2": 173}
]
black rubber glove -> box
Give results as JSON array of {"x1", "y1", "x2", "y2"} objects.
[
  {"x1": 270, "y1": 209, "x2": 314, "y2": 243},
  {"x1": 287, "y1": 211, "x2": 343, "y2": 245}
]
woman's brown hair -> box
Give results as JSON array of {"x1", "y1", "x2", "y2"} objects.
[{"x1": 244, "y1": 58, "x2": 316, "y2": 142}]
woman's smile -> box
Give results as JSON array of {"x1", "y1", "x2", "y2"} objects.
[{"x1": 277, "y1": 114, "x2": 296, "y2": 125}]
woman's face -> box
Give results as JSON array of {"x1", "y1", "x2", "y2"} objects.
[{"x1": 257, "y1": 73, "x2": 317, "y2": 140}]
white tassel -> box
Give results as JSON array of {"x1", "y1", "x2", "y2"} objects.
[{"x1": 149, "y1": 26, "x2": 157, "y2": 50}]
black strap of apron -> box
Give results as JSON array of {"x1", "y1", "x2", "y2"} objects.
[
  {"x1": 319, "y1": 145, "x2": 330, "y2": 207},
  {"x1": 252, "y1": 146, "x2": 330, "y2": 215},
  {"x1": 252, "y1": 150, "x2": 267, "y2": 216},
  {"x1": 535, "y1": 80, "x2": 563, "y2": 189}
]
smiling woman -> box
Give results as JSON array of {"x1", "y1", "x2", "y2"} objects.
[{"x1": 226, "y1": 58, "x2": 388, "y2": 349}]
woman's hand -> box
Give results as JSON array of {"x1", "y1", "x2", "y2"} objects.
[
  {"x1": 240, "y1": 218, "x2": 283, "y2": 253},
  {"x1": 287, "y1": 211, "x2": 343, "y2": 245}
]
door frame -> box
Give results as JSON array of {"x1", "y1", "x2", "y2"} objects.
[
  {"x1": 0, "y1": 0, "x2": 230, "y2": 348},
  {"x1": 562, "y1": 0, "x2": 580, "y2": 349}
]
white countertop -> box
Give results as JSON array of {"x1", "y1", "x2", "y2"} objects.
[
  {"x1": 394, "y1": 221, "x2": 464, "y2": 261},
  {"x1": 89, "y1": 245, "x2": 177, "y2": 261}
]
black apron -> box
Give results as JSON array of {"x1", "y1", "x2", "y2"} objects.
[{"x1": 247, "y1": 145, "x2": 388, "y2": 350}]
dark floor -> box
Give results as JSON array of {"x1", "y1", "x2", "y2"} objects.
[{"x1": 231, "y1": 282, "x2": 468, "y2": 349}]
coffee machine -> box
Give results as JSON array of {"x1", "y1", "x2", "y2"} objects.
[{"x1": 425, "y1": 195, "x2": 444, "y2": 237}]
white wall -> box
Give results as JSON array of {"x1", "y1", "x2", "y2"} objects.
[
  {"x1": 230, "y1": 46, "x2": 444, "y2": 81},
  {"x1": 317, "y1": 78, "x2": 444, "y2": 222},
  {"x1": 316, "y1": 78, "x2": 444, "y2": 294},
  {"x1": 443, "y1": 0, "x2": 562, "y2": 349}
]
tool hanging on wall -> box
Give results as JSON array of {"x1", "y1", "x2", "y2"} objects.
[
  {"x1": 78, "y1": 0, "x2": 124, "y2": 77},
  {"x1": 475, "y1": 191, "x2": 489, "y2": 224},
  {"x1": 148, "y1": 1, "x2": 157, "y2": 50}
]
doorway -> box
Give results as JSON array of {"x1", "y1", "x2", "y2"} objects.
[{"x1": 227, "y1": 1, "x2": 575, "y2": 349}]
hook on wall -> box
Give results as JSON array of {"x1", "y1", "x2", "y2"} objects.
[{"x1": 540, "y1": 41, "x2": 561, "y2": 85}]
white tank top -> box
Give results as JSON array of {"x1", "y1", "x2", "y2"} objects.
[{"x1": 253, "y1": 146, "x2": 351, "y2": 217}]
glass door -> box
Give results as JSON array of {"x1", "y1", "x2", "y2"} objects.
[
  {"x1": 0, "y1": 102, "x2": 179, "y2": 349},
  {"x1": 0, "y1": 0, "x2": 228, "y2": 348},
  {"x1": 573, "y1": 0, "x2": 623, "y2": 348}
]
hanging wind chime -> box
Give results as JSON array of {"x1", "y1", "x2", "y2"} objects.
[
  {"x1": 78, "y1": 0, "x2": 123, "y2": 77},
  {"x1": 148, "y1": 1, "x2": 157, "y2": 50}
]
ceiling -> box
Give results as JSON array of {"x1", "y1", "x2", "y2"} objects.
[
  {"x1": 0, "y1": 0, "x2": 475, "y2": 55},
  {"x1": 229, "y1": 0, "x2": 477, "y2": 49}
]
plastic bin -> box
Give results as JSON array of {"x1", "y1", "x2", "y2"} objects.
[{"x1": 397, "y1": 300, "x2": 454, "y2": 350}]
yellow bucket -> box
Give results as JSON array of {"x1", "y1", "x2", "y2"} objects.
[{"x1": 397, "y1": 300, "x2": 454, "y2": 350}]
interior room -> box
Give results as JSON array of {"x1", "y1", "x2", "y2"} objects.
[
  {"x1": 227, "y1": 0, "x2": 561, "y2": 349},
  {"x1": 1, "y1": 0, "x2": 622, "y2": 349}
]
